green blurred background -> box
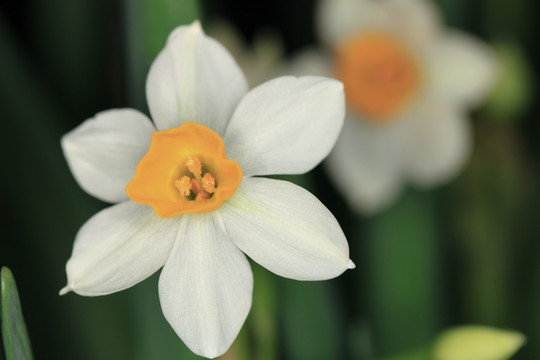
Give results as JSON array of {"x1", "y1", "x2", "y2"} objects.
[{"x1": 0, "y1": 0, "x2": 539, "y2": 359}]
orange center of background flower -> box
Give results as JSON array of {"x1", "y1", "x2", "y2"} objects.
[
  {"x1": 335, "y1": 32, "x2": 422, "y2": 123},
  {"x1": 126, "y1": 122, "x2": 242, "y2": 218}
]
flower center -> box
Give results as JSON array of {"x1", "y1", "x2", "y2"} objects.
[
  {"x1": 335, "y1": 32, "x2": 422, "y2": 123},
  {"x1": 126, "y1": 122, "x2": 242, "y2": 218}
]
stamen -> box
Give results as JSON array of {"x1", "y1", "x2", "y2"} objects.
[
  {"x1": 195, "y1": 192, "x2": 210, "y2": 201},
  {"x1": 186, "y1": 156, "x2": 202, "y2": 178},
  {"x1": 190, "y1": 178, "x2": 203, "y2": 195},
  {"x1": 174, "y1": 176, "x2": 192, "y2": 196},
  {"x1": 175, "y1": 157, "x2": 217, "y2": 201},
  {"x1": 202, "y1": 173, "x2": 216, "y2": 194}
]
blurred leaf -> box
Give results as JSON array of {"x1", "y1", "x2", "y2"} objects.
[
  {"x1": 433, "y1": 325, "x2": 525, "y2": 360},
  {"x1": 481, "y1": 0, "x2": 536, "y2": 43},
  {"x1": 362, "y1": 190, "x2": 442, "y2": 356},
  {"x1": 249, "y1": 264, "x2": 277, "y2": 360},
  {"x1": 28, "y1": 0, "x2": 111, "y2": 117},
  {"x1": 0, "y1": 10, "x2": 132, "y2": 359},
  {"x1": 1, "y1": 267, "x2": 34, "y2": 360},
  {"x1": 280, "y1": 279, "x2": 344, "y2": 360},
  {"x1": 379, "y1": 347, "x2": 432, "y2": 360},
  {"x1": 449, "y1": 122, "x2": 532, "y2": 325},
  {"x1": 124, "y1": 0, "x2": 201, "y2": 109},
  {"x1": 484, "y1": 41, "x2": 533, "y2": 121},
  {"x1": 128, "y1": 274, "x2": 203, "y2": 360}
]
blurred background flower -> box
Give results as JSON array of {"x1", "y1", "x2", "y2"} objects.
[
  {"x1": 0, "y1": 0, "x2": 539, "y2": 359},
  {"x1": 290, "y1": 0, "x2": 498, "y2": 214}
]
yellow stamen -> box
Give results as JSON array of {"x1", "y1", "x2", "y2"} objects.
[
  {"x1": 125, "y1": 122, "x2": 243, "y2": 218},
  {"x1": 174, "y1": 176, "x2": 192, "y2": 197},
  {"x1": 186, "y1": 156, "x2": 202, "y2": 179},
  {"x1": 202, "y1": 173, "x2": 216, "y2": 194},
  {"x1": 195, "y1": 192, "x2": 210, "y2": 201}
]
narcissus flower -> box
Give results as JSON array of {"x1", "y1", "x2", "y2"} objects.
[
  {"x1": 60, "y1": 21, "x2": 353, "y2": 359},
  {"x1": 292, "y1": 0, "x2": 498, "y2": 214}
]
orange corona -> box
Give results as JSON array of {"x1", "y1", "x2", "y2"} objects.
[
  {"x1": 126, "y1": 122, "x2": 243, "y2": 218},
  {"x1": 335, "y1": 32, "x2": 422, "y2": 123}
]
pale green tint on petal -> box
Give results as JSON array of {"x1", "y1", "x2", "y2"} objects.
[
  {"x1": 158, "y1": 213, "x2": 253, "y2": 359},
  {"x1": 325, "y1": 116, "x2": 407, "y2": 215},
  {"x1": 63, "y1": 201, "x2": 178, "y2": 296},
  {"x1": 433, "y1": 326, "x2": 525, "y2": 360},
  {"x1": 1, "y1": 267, "x2": 34, "y2": 360},
  {"x1": 428, "y1": 31, "x2": 499, "y2": 108},
  {"x1": 224, "y1": 76, "x2": 344, "y2": 177},
  {"x1": 405, "y1": 101, "x2": 471, "y2": 187},
  {"x1": 146, "y1": 22, "x2": 248, "y2": 134},
  {"x1": 61, "y1": 109, "x2": 155, "y2": 204},
  {"x1": 219, "y1": 177, "x2": 353, "y2": 280}
]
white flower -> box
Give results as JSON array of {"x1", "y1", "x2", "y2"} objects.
[
  {"x1": 291, "y1": 0, "x2": 499, "y2": 214},
  {"x1": 60, "y1": 21, "x2": 354, "y2": 359}
]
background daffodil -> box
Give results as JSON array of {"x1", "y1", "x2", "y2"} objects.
[
  {"x1": 291, "y1": 0, "x2": 499, "y2": 214},
  {"x1": 60, "y1": 21, "x2": 353, "y2": 359}
]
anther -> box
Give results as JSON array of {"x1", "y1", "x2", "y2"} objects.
[
  {"x1": 175, "y1": 176, "x2": 192, "y2": 196},
  {"x1": 186, "y1": 156, "x2": 202, "y2": 178},
  {"x1": 202, "y1": 173, "x2": 216, "y2": 194}
]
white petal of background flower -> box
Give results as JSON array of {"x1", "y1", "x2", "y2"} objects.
[
  {"x1": 63, "y1": 201, "x2": 179, "y2": 296},
  {"x1": 405, "y1": 101, "x2": 472, "y2": 187},
  {"x1": 146, "y1": 21, "x2": 249, "y2": 135},
  {"x1": 159, "y1": 213, "x2": 253, "y2": 359},
  {"x1": 317, "y1": 0, "x2": 383, "y2": 47},
  {"x1": 381, "y1": 0, "x2": 441, "y2": 52},
  {"x1": 61, "y1": 109, "x2": 155, "y2": 203},
  {"x1": 325, "y1": 116, "x2": 408, "y2": 215},
  {"x1": 428, "y1": 30, "x2": 499, "y2": 108},
  {"x1": 224, "y1": 76, "x2": 345, "y2": 177},
  {"x1": 219, "y1": 177, "x2": 353, "y2": 280}
]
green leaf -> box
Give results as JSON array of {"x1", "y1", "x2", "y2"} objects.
[
  {"x1": 362, "y1": 189, "x2": 442, "y2": 356},
  {"x1": 379, "y1": 347, "x2": 432, "y2": 360},
  {"x1": 249, "y1": 264, "x2": 278, "y2": 360},
  {"x1": 433, "y1": 326, "x2": 525, "y2": 360},
  {"x1": 280, "y1": 279, "x2": 344, "y2": 360},
  {"x1": 1, "y1": 267, "x2": 34, "y2": 360},
  {"x1": 124, "y1": 0, "x2": 201, "y2": 109},
  {"x1": 484, "y1": 41, "x2": 533, "y2": 121}
]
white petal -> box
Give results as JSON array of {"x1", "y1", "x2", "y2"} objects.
[
  {"x1": 146, "y1": 21, "x2": 249, "y2": 135},
  {"x1": 428, "y1": 31, "x2": 499, "y2": 107},
  {"x1": 224, "y1": 76, "x2": 345, "y2": 177},
  {"x1": 219, "y1": 177, "x2": 353, "y2": 280},
  {"x1": 380, "y1": 0, "x2": 441, "y2": 52},
  {"x1": 325, "y1": 116, "x2": 408, "y2": 215},
  {"x1": 317, "y1": 0, "x2": 381, "y2": 46},
  {"x1": 285, "y1": 49, "x2": 333, "y2": 77},
  {"x1": 317, "y1": 0, "x2": 440, "y2": 51},
  {"x1": 63, "y1": 201, "x2": 178, "y2": 296},
  {"x1": 405, "y1": 101, "x2": 471, "y2": 187},
  {"x1": 61, "y1": 109, "x2": 155, "y2": 203},
  {"x1": 159, "y1": 214, "x2": 253, "y2": 359}
]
